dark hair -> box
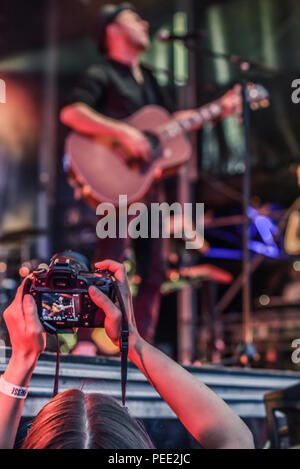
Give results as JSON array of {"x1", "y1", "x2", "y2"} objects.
[
  {"x1": 21, "y1": 389, "x2": 152, "y2": 449},
  {"x1": 91, "y1": 3, "x2": 137, "y2": 54}
]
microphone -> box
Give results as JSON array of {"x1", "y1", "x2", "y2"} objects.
[{"x1": 158, "y1": 29, "x2": 207, "y2": 42}]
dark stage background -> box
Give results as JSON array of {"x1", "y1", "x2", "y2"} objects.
[{"x1": 1, "y1": 0, "x2": 300, "y2": 369}]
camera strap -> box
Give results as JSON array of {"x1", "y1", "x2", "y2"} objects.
[
  {"x1": 48, "y1": 275, "x2": 129, "y2": 405},
  {"x1": 53, "y1": 334, "x2": 61, "y2": 397},
  {"x1": 109, "y1": 277, "x2": 129, "y2": 407}
]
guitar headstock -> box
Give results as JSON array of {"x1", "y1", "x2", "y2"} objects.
[
  {"x1": 220, "y1": 82, "x2": 270, "y2": 118},
  {"x1": 246, "y1": 82, "x2": 270, "y2": 110}
]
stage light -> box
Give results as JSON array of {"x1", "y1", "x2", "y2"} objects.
[
  {"x1": 215, "y1": 339, "x2": 225, "y2": 351},
  {"x1": 124, "y1": 260, "x2": 131, "y2": 273},
  {"x1": 132, "y1": 274, "x2": 142, "y2": 285},
  {"x1": 259, "y1": 294, "x2": 270, "y2": 306},
  {"x1": 240, "y1": 61, "x2": 250, "y2": 71},
  {"x1": 19, "y1": 266, "x2": 30, "y2": 277},
  {"x1": 0, "y1": 78, "x2": 38, "y2": 157},
  {"x1": 240, "y1": 354, "x2": 248, "y2": 365},
  {"x1": 169, "y1": 271, "x2": 180, "y2": 281},
  {"x1": 260, "y1": 99, "x2": 270, "y2": 108},
  {"x1": 293, "y1": 261, "x2": 300, "y2": 271},
  {"x1": 249, "y1": 88, "x2": 259, "y2": 99},
  {"x1": 173, "y1": 12, "x2": 188, "y2": 86},
  {"x1": 266, "y1": 348, "x2": 277, "y2": 363},
  {"x1": 193, "y1": 360, "x2": 202, "y2": 366}
]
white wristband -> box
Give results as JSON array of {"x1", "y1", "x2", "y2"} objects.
[{"x1": 0, "y1": 375, "x2": 29, "y2": 399}]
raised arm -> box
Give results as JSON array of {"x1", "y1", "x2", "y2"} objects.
[
  {"x1": 89, "y1": 260, "x2": 254, "y2": 450},
  {"x1": 0, "y1": 279, "x2": 46, "y2": 449}
]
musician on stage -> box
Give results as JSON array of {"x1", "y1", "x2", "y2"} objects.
[
  {"x1": 61, "y1": 3, "x2": 173, "y2": 345},
  {"x1": 60, "y1": 3, "x2": 241, "y2": 346}
]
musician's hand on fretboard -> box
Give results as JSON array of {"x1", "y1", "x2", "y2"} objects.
[{"x1": 219, "y1": 84, "x2": 243, "y2": 121}]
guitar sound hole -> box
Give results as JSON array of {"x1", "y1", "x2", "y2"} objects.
[
  {"x1": 138, "y1": 131, "x2": 161, "y2": 174},
  {"x1": 143, "y1": 131, "x2": 161, "y2": 155}
]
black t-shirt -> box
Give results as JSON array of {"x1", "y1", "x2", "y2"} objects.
[{"x1": 66, "y1": 56, "x2": 173, "y2": 119}]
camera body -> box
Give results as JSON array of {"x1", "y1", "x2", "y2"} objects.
[{"x1": 26, "y1": 252, "x2": 114, "y2": 332}]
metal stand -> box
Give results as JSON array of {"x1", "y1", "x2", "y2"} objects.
[
  {"x1": 179, "y1": 39, "x2": 277, "y2": 364},
  {"x1": 175, "y1": 0, "x2": 198, "y2": 364},
  {"x1": 37, "y1": 0, "x2": 58, "y2": 260},
  {"x1": 240, "y1": 77, "x2": 254, "y2": 361}
]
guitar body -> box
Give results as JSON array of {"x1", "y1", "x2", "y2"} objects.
[{"x1": 65, "y1": 105, "x2": 191, "y2": 207}]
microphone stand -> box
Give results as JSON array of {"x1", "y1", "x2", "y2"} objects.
[
  {"x1": 181, "y1": 39, "x2": 277, "y2": 365},
  {"x1": 181, "y1": 45, "x2": 277, "y2": 74}
]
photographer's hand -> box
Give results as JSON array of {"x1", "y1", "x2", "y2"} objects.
[
  {"x1": 4, "y1": 278, "x2": 46, "y2": 362},
  {"x1": 89, "y1": 260, "x2": 140, "y2": 348},
  {"x1": 0, "y1": 278, "x2": 46, "y2": 448},
  {"x1": 90, "y1": 260, "x2": 254, "y2": 449}
]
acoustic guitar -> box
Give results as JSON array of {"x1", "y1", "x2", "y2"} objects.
[{"x1": 64, "y1": 83, "x2": 269, "y2": 207}]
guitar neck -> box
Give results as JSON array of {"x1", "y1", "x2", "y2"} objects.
[{"x1": 160, "y1": 98, "x2": 224, "y2": 141}]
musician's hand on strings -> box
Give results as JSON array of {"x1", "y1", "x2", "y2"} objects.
[
  {"x1": 117, "y1": 124, "x2": 151, "y2": 162},
  {"x1": 220, "y1": 84, "x2": 243, "y2": 122},
  {"x1": 89, "y1": 260, "x2": 140, "y2": 348}
]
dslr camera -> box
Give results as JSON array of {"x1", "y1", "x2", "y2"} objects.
[{"x1": 26, "y1": 252, "x2": 114, "y2": 333}]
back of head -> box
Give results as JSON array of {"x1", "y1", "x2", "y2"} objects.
[{"x1": 21, "y1": 389, "x2": 152, "y2": 449}]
